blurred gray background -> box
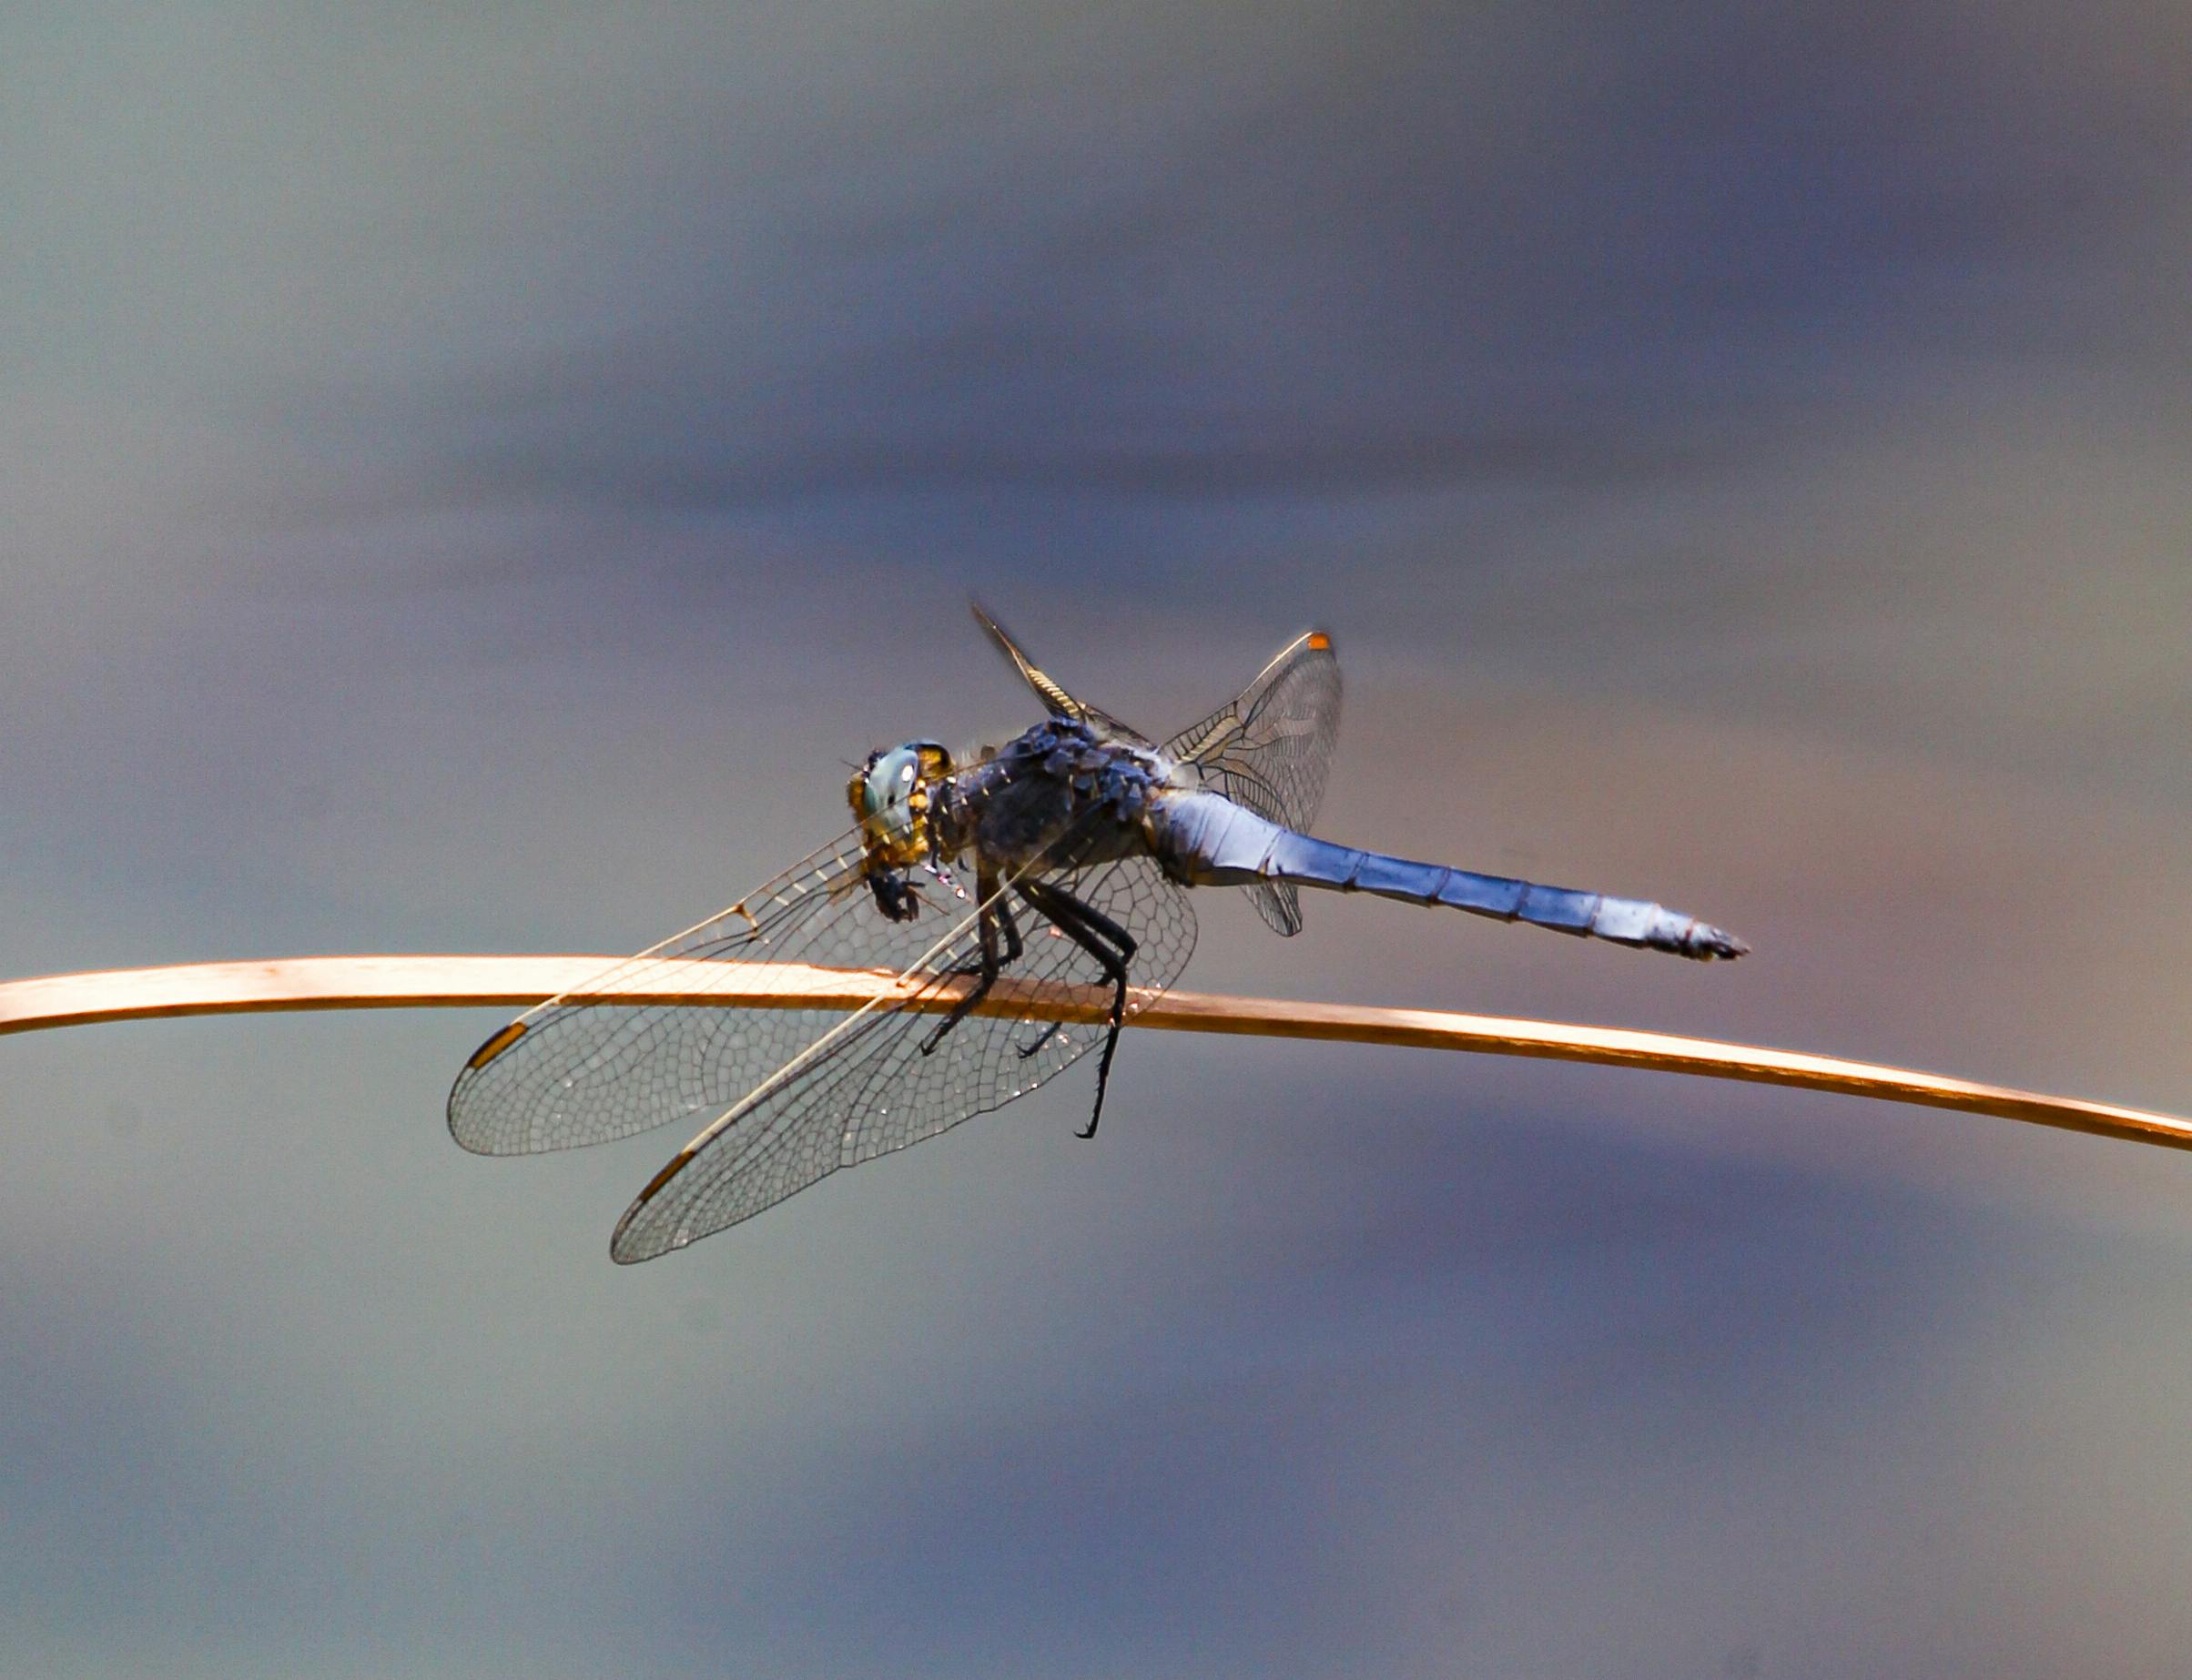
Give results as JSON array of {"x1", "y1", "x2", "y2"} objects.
[{"x1": 5, "y1": 3, "x2": 2192, "y2": 1675}]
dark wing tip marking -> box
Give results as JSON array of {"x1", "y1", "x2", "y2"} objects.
[
  {"x1": 463, "y1": 1020, "x2": 528, "y2": 1071},
  {"x1": 612, "y1": 1146, "x2": 705, "y2": 1263},
  {"x1": 634, "y1": 1147, "x2": 696, "y2": 1206}
]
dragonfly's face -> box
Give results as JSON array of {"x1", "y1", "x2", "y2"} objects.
[{"x1": 847, "y1": 739, "x2": 954, "y2": 868}]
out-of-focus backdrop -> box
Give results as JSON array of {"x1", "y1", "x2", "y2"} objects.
[{"x1": 6, "y1": 5, "x2": 2191, "y2": 1675}]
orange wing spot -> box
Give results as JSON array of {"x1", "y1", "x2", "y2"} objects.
[
  {"x1": 1306, "y1": 631, "x2": 1333, "y2": 651},
  {"x1": 463, "y1": 1020, "x2": 528, "y2": 1070}
]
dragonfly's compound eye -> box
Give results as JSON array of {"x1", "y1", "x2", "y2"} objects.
[
  {"x1": 846, "y1": 741, "x2": 929, "y2": 854},
  {"x1": 847, "y1": 740, "x2": 955, "y2": 874}
]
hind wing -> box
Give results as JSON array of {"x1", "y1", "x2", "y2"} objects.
[{"x1": 1162, "y1": 631, "x2": 1341, "y2": 936}]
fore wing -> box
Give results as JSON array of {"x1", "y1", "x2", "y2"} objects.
[
  {"x1": 970, "y1": 600, "x2": 1157, "y2": 747},
  {"x1": 447, "y1": 830, "x2": 983, "y2": 1155},
  {"x1": 610, "y1": 851, "x2": 1197, "y2": 1261},
  {"x1": 1162, "y1": 630, "x2": 1342, "y2": 935}
]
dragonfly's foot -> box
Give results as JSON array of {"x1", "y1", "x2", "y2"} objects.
[
  {"x1": 919, "y1": 1000, "x2": 980, "y2": 1055},
  {"x1": 920, "y1": 957, "x2": 998, "y2": 1056},
  {"x1": 1018, "y1": 1022, "x2": 1063, "y2": 1060},
  {"x1": 1074, "y1": 1027, "x2": 1121, "y2": 1139}
]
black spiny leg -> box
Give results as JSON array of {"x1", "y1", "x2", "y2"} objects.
[
  {"x1": 1016, "y1": 878, "x2": 1138, "y2": 1140},
  {"x1": 1017, "y1": 1020, "x2": 1064, "y2": 1060},
  {"x1": 992, "y1": 887, "x2": 1026, "y2": 967},
  {"x1": 1006, "y1": 896, "x2": 1072, "y2": 1060},
  {"x1": 920, "y1": 864, "x2": 1020, "y2": 1055}
]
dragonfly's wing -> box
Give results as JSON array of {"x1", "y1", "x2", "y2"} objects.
[
  {"x1": 447, "y1": 830, "x2": 986, "y2": 1156},
  {"x1": 970, "y1": 600, "x2": 1158, "y2": 748},
  {"x1": 1163, "y1": 629, "x2": 1342, "y2": 936},
  {"x1": 609, "y1": 851, "x2": 1197, "y2": 1261}
]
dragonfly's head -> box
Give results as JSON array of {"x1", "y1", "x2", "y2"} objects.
[{"x1": 848, "y1": 739, "x2": 954, "y2": 869}]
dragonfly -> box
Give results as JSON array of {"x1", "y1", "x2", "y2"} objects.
[{"x1": 449, "y1": 603, "x2": 1747, "y2": 1262}]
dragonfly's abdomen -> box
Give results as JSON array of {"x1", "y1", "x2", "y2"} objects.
[{"x1": 1152, "y1": 791, "x2": 1747, "y2": 960}]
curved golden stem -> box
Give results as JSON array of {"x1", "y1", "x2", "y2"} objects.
[{"x1": 1, "y1": 955, "x2": 2184, "y2": 1154}]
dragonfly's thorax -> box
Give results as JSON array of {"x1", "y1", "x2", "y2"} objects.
[{"x1": 932, "y1": 716, "x2": 1167, "y2": 875}]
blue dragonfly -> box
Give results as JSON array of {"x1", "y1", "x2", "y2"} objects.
[{"x1": 451, "y1": 604, "x2": 1745, "y2": 1260}]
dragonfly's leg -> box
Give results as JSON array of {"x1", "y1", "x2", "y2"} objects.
[
  {"x1": 989, "y1": 891, "x2": 1064, "y2": 1058},
  {"x1": 1017, "y1": 1021, "x2": 1063, "y2": 1060},
  {"x1": 994, "y1": 888, "x2": 1026, "y2": 966},
  {"x1": 921, "y1": 865, "x2": 1008, "y2": 1055},
  {"x1": 1016, "y1": 880, "x2": 1138, "y2": 1140},
  {"x1": 995, "y1": 896, "x2": 1068, "y2": 1058}
]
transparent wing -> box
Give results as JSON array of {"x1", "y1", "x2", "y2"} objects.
[
  {"x1": 609, "y1": 851, "x2": 1197, "y2": 1261},
  {"x1": 1162, "y1": 630, "x2": 1342, "y2": 935},
  {"x1": 970, "y1": 599, "x2": 1157, "y2": 748},
  {"x1": 446, "y1": 830, "x2": 986, "y2": 1156}
]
